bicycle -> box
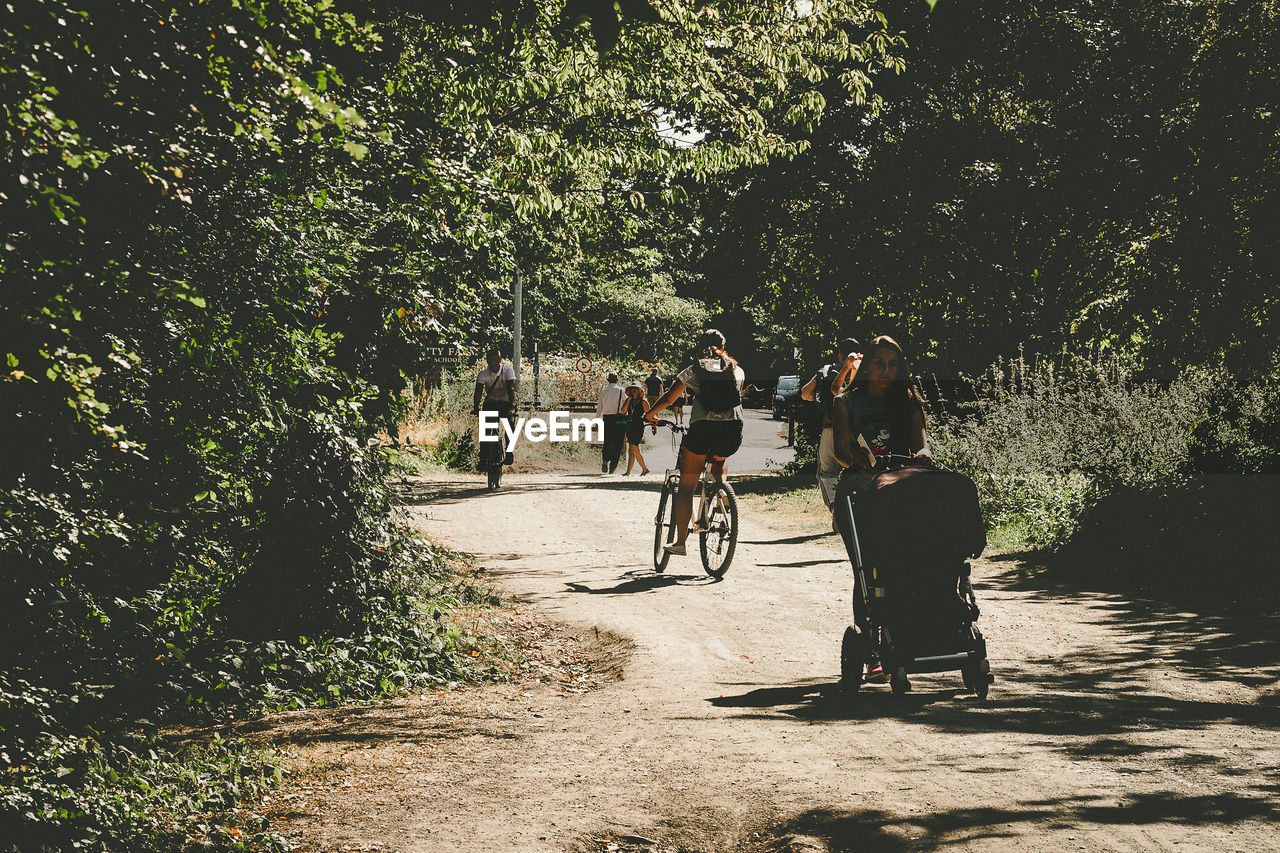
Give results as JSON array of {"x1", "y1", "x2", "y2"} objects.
[{"x1": 650, "y1": 421, "x2": 739, "y2": 578}]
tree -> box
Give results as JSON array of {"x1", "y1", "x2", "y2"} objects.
[{"x1": 690, "y1": 0, "x2": 1280, "y2": 377}]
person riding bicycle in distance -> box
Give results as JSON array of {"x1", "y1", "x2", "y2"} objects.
[{"x1": 645, "y1": 329, "x2": 746, "y2": 556}]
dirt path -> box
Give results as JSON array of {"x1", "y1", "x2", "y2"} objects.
[{"x1": 273, "y1": 470, "x2": 1279, "y2": 852}]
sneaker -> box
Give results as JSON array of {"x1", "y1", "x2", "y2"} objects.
[
  {"x1": 663, "y1": 542, "x2": 687, "y2": 556},
  {"x1": 866, "y1": 662, "x2": 887, "y2": 684}
]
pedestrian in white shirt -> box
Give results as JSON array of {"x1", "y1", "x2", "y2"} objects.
[
  {"x1": 595, "y1": 373, "x2": 627, "y2": 473},
  {"x1": 473, "y1": 346, "x2": 518, "y2": 466}
]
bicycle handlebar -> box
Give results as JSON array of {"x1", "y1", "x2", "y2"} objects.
[
  {"x1": 648, "y1": 418, "x2": 686, "y2": 433},
  {"x1": 864, "y1": 452, "x2": 934, "y2": 470}
]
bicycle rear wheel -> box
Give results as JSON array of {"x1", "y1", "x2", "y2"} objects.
[
  {"x1": 653, "y1": 478, "x2": 677, "y2": 572},
  {"x1": 699, "y1": 480, "x2": 738, "y2": 578}
]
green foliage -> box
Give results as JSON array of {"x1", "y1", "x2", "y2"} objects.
[
  {"x1": 5, "y1": 2, "x2": 902, "y2": 847},
  {"x1": 782, "y1": 410, "x2": 824, "y2": 476},
  {"x1": 576, "y1": 274, "x2": 706, "y2": 363},
  {"x1": 0, "y1": 697, "x2": 288, "y2": 853},
  {"x1": 929, "y1": 352, "x2": 1280, "y2": 549},
  {"x1": 690, "y1": 0, "x2": 1280, "y2": 376}
]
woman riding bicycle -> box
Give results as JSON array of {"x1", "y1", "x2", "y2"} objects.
[{"x1": 646, "y1": 329, "x2": 745, "y2": 556}]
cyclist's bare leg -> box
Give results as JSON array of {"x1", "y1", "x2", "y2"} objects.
[
  {"x1": 672, "y1": 447, "x2": 707, "y2": 547},
  {"x1": 708, "y1": 457, "x2": 726, "y2": 481}
]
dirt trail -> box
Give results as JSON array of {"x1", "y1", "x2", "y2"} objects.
[{"x1": 276, "y1": 470, "x2": 1279, "y2": 852}]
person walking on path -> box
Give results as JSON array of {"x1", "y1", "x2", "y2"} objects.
[
  {"x1": 622, "y1": 384, "x2": 651, "y2": 476},
  {"x1": 800, "y1": 337, "x2": 861, "y2": 508},
  {"x1": 596, "y1": 372, "x2": 627, "y2": 473},
  {"x1": 473, "y1": 346, "x2": 518, "y2": 466},
  {"x1": 667, "y1": 374, "x2": 687, "y2": 426}
]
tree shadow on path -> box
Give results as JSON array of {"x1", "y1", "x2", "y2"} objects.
[{"x1": 769, "y1": 789, "x2": 1280, "y2": 853}]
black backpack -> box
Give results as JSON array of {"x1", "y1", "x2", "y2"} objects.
[
  {"x1": 816, "y1": 362, "x2": 841, "y2": 415},
  {"x1": 692, "y1": 357, "x2": 741, "y2": 412}
]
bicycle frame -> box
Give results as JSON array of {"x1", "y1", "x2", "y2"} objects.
[
  {"x1": 651, "y1": 419, "x2": 739, "y2": 577},
  {"x1": 660, "y1": 467, "x2": 719, "y2": 531}
]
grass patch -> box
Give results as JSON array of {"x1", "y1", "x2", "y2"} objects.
[{"x1": 732, "y1": 472, "x2": 833, "y2": 537}]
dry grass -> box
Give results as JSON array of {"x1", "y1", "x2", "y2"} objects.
[
  {"x1": 397, "y1": 412, "x2": 451, "y2": 450},
  {"x1": 731, "y1": 472, "x2": 834, "y2": 538}
]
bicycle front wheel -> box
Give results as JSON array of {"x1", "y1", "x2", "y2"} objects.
[
  {"x1": 653, "y1": 478, "x2": 677, "y2": 572},
  {"x1": 699, "y1": 480, "x2": 738, "y2": 578}
]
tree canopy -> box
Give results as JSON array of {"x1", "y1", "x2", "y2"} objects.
[
  {"x1": 690, "y1": 0, "x2": 1280, "y2": 377},
  {"x1": 1, "y1": 2, "x2": 900, "y2": 846}
]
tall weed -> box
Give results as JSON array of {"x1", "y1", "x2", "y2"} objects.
[{"x1": 928, "y1": 351, "x2": 1279, "y2": 550}]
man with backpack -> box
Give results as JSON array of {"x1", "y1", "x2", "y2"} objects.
[
  {"x1": 645, "y1": 329, "x2": 745, "y2": 556},
  {"x1": 801, "y1": 337, "x2": 861, "y2": 509}
]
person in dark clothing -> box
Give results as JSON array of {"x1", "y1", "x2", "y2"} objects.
[
  {"x1": 668, "y1": 374, "x2": 687, "y2": 425},
  {"x1": 832, "y1": 335, "x2": 931, "y2": 487},
  {"x1": 801, "y1": 336, "x2": 862, "y2": 508},
  {"x1": 644, "y1": 369, "x2": 664, "y2": 435},
  {"x1": 644, "y1": 369, "x2": 664, "y2": 408},
  {"x1": 831, "y1": 335, "x2": 932, "y2": 684},
  {"x1": 596, "y1": 373, "x2": 627, "y2": 473},
  {"x1": 622, "y1": 384, "x2": 650, "y2": 476}
]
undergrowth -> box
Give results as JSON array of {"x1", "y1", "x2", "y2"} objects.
[
  {"x1": 929, "y1": 351, "x2": 1280, "y2": 599},
  {"x1": 1, "y1": 529, "x2": 496, "y2": 853}
]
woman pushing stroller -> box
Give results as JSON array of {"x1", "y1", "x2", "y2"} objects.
[
  {"x1": 830, "y1": 335, "x2": 991, "y2": 696},
  {"x1": 831, "y1": 336, "x2": 930, "y2": 681},
  {"x1": 832, "y1": 335, "x2": 932, "y2": 482}
]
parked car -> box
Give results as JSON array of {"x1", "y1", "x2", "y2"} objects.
[{"x1": 772, "y1": 375, "x2": 802, "y2": 420}]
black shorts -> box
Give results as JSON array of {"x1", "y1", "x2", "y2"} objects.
[{"x1": 682, "y1": 419, "x2": 743, "y2": 459}]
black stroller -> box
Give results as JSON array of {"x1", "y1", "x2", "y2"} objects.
[{"x1": 834, "y1": 458, "x2": 993, "y2": 698}]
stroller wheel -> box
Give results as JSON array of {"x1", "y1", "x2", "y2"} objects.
[
  {"x1": 963, "y1": 659, "x2": 991, "y2": 700},
  {"x1": 840, "y1": 627, "x2": 864, "y2": 692},
  {"x1": 890, "y1": 667, "x2": 910, "y2": 696}
]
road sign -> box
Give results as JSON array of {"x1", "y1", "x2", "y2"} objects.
[{"x1": 575, "y1": 356, "x2": 592, "y2": 374}]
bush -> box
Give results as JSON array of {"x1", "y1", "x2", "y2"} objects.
[
  {"x1": 0, "y1": 695, "x2": 288, "y2": 853},
  {"x1": 782, "y1": 408, "x2": 823, "y2": 477},
  {"x1": 1050, "y1": 475, "x2": 1280, "y2": 603},
  {"x1": 929, "y1": 351, "x2": 1280, "y2": 550}
]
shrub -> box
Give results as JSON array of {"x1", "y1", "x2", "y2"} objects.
[{"x1": 929, "y1": 351, "x2": 1280, "y2": 550}]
